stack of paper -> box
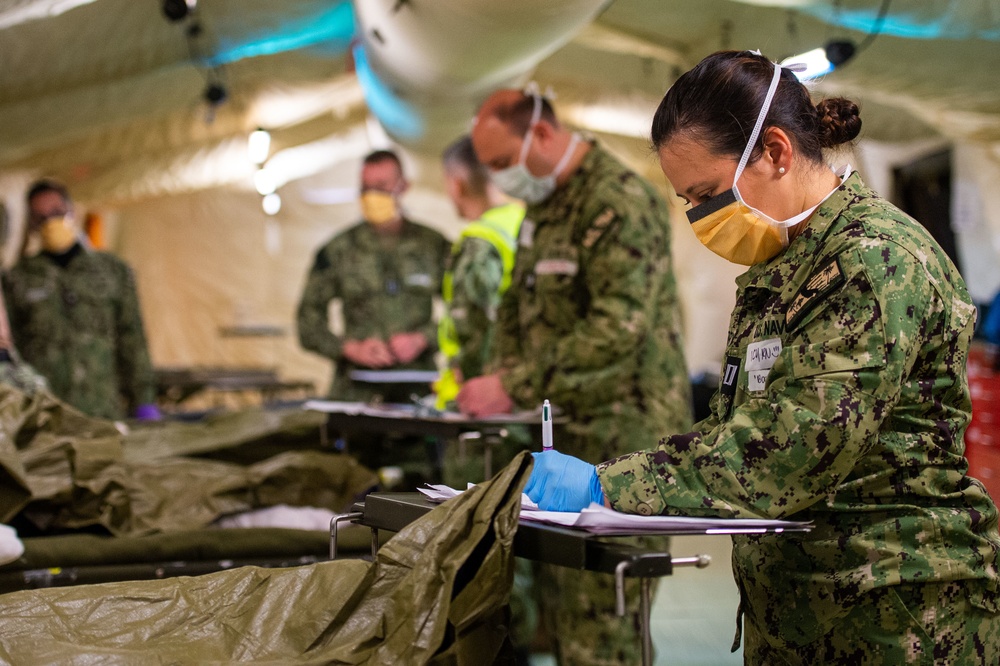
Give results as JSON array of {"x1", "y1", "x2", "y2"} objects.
[
  {"x1": 521, "y1": 503, "x2": 811, "y2": 535},
  {"x1": 417, "y1": 485, "x2": 811, "y2": 536},
  {"x1": 419, "y1": 484, "x2": 539, "y2": 510}
]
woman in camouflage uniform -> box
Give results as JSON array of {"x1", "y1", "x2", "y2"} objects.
[{"x1": 525, "y1": 51, "x2": 1000, "y2": 665}]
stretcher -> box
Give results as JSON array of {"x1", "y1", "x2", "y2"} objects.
[
  {"x1": 330, "y1": 492, "x2": 809, "y2": 666},
  {"x1": 0, "y1": 526, "x2": 371, "y2": 594}
]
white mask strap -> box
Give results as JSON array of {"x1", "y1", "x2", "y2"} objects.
[
  {"x1": 734, "y1": 62, "x2": 783, "y2": 183},
  {"x1": 551, "y1": 132, "x2": 581, "y2": 179},
  {"x1": 517, "y1": 94, "x2": 544, "y2": 165}
]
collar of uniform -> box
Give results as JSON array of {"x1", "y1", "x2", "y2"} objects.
[
  {"x1": 41, "y1": 241, "x2": 84, "y2": 269},
  {"x1": 525, "y1": 138, "x2": 601, "y2": 218},
  {"x1": 736, "y1": 170, "x2": 865, "y2": 294},
  {"x1": 355, "y1": 217, "x2": 415, "y2": 249}
]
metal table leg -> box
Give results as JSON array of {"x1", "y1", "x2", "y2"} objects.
[
  {"x1": 615, "y1": 554, "x2": 712, "y2": 666},
  {"x1": 329, "y1": 511, "x2": 363, "y2": 560}
]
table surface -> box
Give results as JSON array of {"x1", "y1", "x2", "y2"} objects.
[{"x1": 353, "y1": 493, "x2": 805, "y2": 577}]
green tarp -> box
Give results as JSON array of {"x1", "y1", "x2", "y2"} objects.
[
  {"x1": 0, "y1": 386, "x2": 376, "y2": 536},
  {"x1": 0, "y1": 451, "x2": 530, "y2": 665}
]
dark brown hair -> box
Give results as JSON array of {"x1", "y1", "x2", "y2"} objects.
[
  {"x1": 488, "y1": 92, "x2": 559, "y2": 136},
  {"x1": 651, "y1": 51, "x2": 861, "y2": 165},
  {"x1": 27, "y1": 178, "x2": 71, "y2": 206},
  {"x1": 442, "y1": 135, "x2": 489, "y2": 196},
  {"x1": 362, "y1": 149, "x2": 404, "y2": 175}
]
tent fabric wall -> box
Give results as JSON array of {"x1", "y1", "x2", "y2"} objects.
[
  {"x1": 953, "y1": 143, "x2": 1000, "y2": 304},
  {"x1": 113, "y1": 157, "x2": 465, "y2": 396}
]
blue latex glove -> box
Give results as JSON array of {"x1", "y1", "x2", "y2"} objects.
[
  {"x1": 524, "y1": 450, "x2": 605, "y2": 512},
  {"x1": 133, "y1": 403, "x2": 162, "y2": 421}
]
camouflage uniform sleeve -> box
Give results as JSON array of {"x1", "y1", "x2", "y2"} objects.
[
  {"x1": 296, "y1": 243, "x2": 343, "y2": 360},
  {"x1": 115, "y1": 262, "x2": 156, "y2": 410},
  {"x1": 598, "y1": 243, "x2": 930, "y2": 519},
  {"x1": 450, "y1": 237, "x2": 504, "y2": 379}
]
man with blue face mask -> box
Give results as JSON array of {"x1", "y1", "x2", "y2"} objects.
[{"x1": 461, "y1": 88, "x2": 692, "y2": 666}]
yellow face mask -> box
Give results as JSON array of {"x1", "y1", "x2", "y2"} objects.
[
  {"x1": 686, "y1": 60, "x2": 818, "y2": 266},
  {"x1": 39, "y1": 216, "x2": 77, "y2": 254},
  {"x1": 688, "y1": 190, "x2": 787, "y2": 266},
  {"x1": 360, "y1": 191, "x2": 399, "y2": 225}
]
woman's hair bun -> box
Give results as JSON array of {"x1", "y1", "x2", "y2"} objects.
[{"x1": 816, "y1": 97, "x2": 862, "y2": 148}]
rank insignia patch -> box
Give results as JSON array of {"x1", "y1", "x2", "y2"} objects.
[{"x1": 786, "y1": 257, "x2": 845, "y2": 330}]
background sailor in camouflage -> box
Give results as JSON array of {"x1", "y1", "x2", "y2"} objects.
[
  {"x1": 0, "y1": 278, "x2": 47, "y2": 397},
  {"x1": 297, "y1": 150, "x2": 450, "y2": 482},
  {"x1": 529, "y1": 51, "x2": 1000, "y2": 664},
  {"x1": 3, "y1": 180, "x2": 157, "y2": 420},
  {"x1": 436, "y1": 136, "x2": 537, "y2": 661},
  {"x1": 436, "y1": 135, "x2": 524, "y2": 406},
  {"x1": 461, "y1": 89, "x2": 692, "y2": 666},
  {"x1": 296, "y1": 149, "x2": 450, "y2": 404}
]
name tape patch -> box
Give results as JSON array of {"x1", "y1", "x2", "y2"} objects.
[
  {"x1": 746, "y1": 338, "x2": 782, "y2": 392},
  {"x1": 534, "y1": 259, "x2": 579, "y2": 276}
]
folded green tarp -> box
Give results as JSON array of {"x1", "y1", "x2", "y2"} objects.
[
  {"x1": 0, "y1": 451, "x2": 531, "y2": 665},
  {"x1": 0, "y1": 385, "x2": 376, "y2": 536}
]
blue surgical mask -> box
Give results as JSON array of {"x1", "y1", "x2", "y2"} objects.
[{"x1": 490, "y1": 94, "x2": 580, "y2": 204}]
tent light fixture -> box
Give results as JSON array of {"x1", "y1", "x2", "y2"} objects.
[
  {"x1": 162, "y1": 0, "x2": 196, "y2": 22},
  {"x1": 254, "y1": 167, "x2": 276, "y2": 196},
  {"x1": 262, "y1": 193, "x2": 282, "y2": 216},
  {"x1": 248, "y1": 128, "x2": 271, "y2": 165},
  {"x1": 783, "y1": 0, "x2": 890, "y2": 81},
  {"x1": 203, "y1": 82, "x2": 227, "y2": 106},
  {"x1": 782, "y1": 39, "x2": 856, "y2": 80}
]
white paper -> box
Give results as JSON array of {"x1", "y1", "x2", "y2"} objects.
[
  {"x1": 303, "y1": 400, "x2": 368, "y2": 415},
  {"x1": 418, "y1": 484, "x2": 538, "y2": 511},
  {"x1": 304, "y1": 400, "x2": 548, "y2": 425},
  {"x1": 416, "y1": 487, "x2": 809, "y2": 535},
  {"x1": 348, "y1": 369, "x2": 440, "y2": 383}
]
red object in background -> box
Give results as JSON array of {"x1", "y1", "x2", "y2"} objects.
[
  {"x1": 966, "y1": 342, "x2": 1000, "y2": 502},
  {"x1": 84, "y1": 211, "x2": 104, "y2": 249}
]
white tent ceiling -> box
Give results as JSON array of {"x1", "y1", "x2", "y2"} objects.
[{"x1": 1, "y1": 0, "x2": 998, "y2": 206}]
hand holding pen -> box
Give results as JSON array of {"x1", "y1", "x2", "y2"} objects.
[{"x1": 526, "y1": 399, "x2": 605, "y2": 511}]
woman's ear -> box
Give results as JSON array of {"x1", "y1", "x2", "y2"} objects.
[{"x1": 762, "y1": 127, "x2": 794, "y2": 176}]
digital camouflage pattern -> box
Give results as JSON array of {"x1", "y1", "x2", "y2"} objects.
[
  {"x1": 296, "y1": 219, "x2": 450, "y2": 401},
  {"x1": 491, "y1": 143, "x2": 692, "y2": 665},
  {"x1": 447, "y1": 235, "x2": 504, "y2": 380},
  {"x1": 0, "y1": 353, "x2": 48, "y2": 398},
  {"x1": 598, "y1": 172, "x2": 1000, "y2": 661},
  {"x1": 744, "y1": 580, "x2": 999, "y2": 665},
  {"x1": 3, "y1": 248, "x2": 155, "y2": 420},
  {"x1": 492, "y1": 143, "x2": 692, "y2": 459}
]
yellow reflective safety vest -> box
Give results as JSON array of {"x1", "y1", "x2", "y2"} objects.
[{"x1": 435, "y1": 204, "x2": 524, "y2": 408}]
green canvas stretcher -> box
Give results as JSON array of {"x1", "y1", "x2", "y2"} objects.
[
  {"x1": 0, "y1": 385, "x2": 380, "y2": 597},
  {"x1": 0, "y1": 526, "x2": 373, "y2": 594},
  {"x1": 0, "y1": 452, "x2": 531, "y2": 664}
]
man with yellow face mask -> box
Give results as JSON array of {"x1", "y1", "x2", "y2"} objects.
[
  {"x1": 296, "y1": 150, "x2": 450, "y2": 479},
  {"x1": 2, "y1": 180, "x2": 159, "y2": 421}
]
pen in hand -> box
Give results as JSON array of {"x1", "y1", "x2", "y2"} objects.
[{"x1": 542, "y1": 399, "x2": 553, "y2": 451}]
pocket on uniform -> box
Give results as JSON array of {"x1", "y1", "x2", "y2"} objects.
[
  {"x1": 534, "y1": 272, "x2": 578, "y2": 326},
  {"x1": 789, "y1": 333, "x2": 887, "y2": 381}
]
